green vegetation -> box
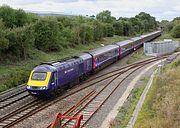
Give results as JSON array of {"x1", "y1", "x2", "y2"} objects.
[
  {"x1": 0, "y1": 36, "x2": 127, "y2": 92},
  {"x1": 160, "y1": 17, "x2": 180, "y2": 38},
  {"x1": 0, "y1": 5, "x2": 159, "y2": 92},
  {"x1": 0, "y1": 5, "x2": 158, "y2": 62},
  {"x1": 158, "y1": 33, "x2": 180, "y2": 42},
  {"x1": 110, "y1": 77, "x2": 149, "y2": 128},
  {"x1": 127, "y1": 48, "x2": 149, "y2": 64},
  {"x1": 134, "y1": 59, "x2": 180, "y2": 128},
  {"x1": 172, "y1": 24, "x2": 180, "y2": 38}
]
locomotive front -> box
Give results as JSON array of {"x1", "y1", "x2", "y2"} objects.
[{"x1": 26, "y1": 65, "x2": 57, "y2": 96}]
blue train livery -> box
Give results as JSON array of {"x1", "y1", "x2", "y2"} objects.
[{"x1": 26, "y1": 31, "x2": 162, "y2": 97}]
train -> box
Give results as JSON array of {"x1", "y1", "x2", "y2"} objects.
[{"x1": 26, "y1": 31, "x2": 161, "y2": 97}]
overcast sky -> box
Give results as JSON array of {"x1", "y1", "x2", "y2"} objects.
[{"x1": 0, "y1": 0, "x2": 179, "y2": 21}]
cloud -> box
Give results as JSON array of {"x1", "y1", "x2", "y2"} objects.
[{"x1": 0, "y1": 0, "x2": 179, "y2": 21}]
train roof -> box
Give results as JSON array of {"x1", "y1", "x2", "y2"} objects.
[
  {"x1": 33, "y1": 64, "x2": 56, "y2": 72},
  {"x1": 88, "y1": 45, "x2": 119, "y2": 55},
  {"x1": 141, "y1": 31, "x2": 161, "y2": 38},
  {"x1": 77, "y1": 53, "x2": 92, "y2": 60},
  {"x1": 36, "y1": 56, "x2": 83, "y2": 71},
  {"x1": 51, "y1": 57, "x2": 83, "y2": 68},
  {"x1": 131, "y1": 36, "x2": 142, "y2": 41},
  {"x1": 115, "y1": 40, "x2": 133, "y2": 46}
]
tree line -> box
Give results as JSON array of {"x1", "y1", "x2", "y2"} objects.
[
  {"x1": 161, "y1": 17, "x2": 180, "y2": 38},
  {"x1": 0, "y1": 6, "x2": 158, "y2": 62}
]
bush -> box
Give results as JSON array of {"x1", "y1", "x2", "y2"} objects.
[
  {"x1": 93, "y1": 21, "x2": 104, "y2": 41},
  {"x1": 0, "y1": 6, "x2": 159, "y2": 61},
  {"x1": 34, "y1": 17, "x2": 61, "y2": 52},
  {"x1": 6, "y1": 69, "x2": 30, "y2": 88},
  {"x1": 5, "y1": 24, "x2": 35, "y2": 60},
  {"x1": 172, "y1": 24, "x2": 180, "y2": 38},
  {"x1": 113, "y1": 21, "x2": 123, "y2": 36},
  {"x1": 106, "y1": 23, "x2": 114, "y2": 37},
  {"x1": 0, "y1": 20, "x2": 9, "y2": 51},
  {"x1": 79, "y1": 23, "x2": 94, "y2": 44},
  {"x1": 0, "y1": 5, "x2": 29, "y2": 28}
]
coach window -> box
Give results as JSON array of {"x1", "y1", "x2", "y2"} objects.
[{"x1": 115, "y1": 49, "x2": 118, "y2": 54}]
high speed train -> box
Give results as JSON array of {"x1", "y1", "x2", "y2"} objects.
[{"x1": 26, "y1": 31, "x2": 161, "y2": 97}]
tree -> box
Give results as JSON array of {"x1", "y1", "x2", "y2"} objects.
[
  {"x1": 81, "y1": 23, "x2": 93, "y2": 44},
  {"x1": 96, "y1": 10, "x2": 115, "y2": 23},
  {"x1": 93, "y1": 21, "x2": 104, "y2": 41},
  {"x1": 59, "y1": 27, "x2": 75, "y2": 48},
  {"x1": 0, "y1": 5, "x2": 29, "y2": 28},
  {"x1": 135, "y1": 12, "x2": 157, "y2": 32},
  {"x1": 26, "y1": 12, "x2": 39, "y2": 23},
  {"x1": 173, "y1": 17, "x2": 180, "y2": 22},
  {"x1": 34, "y1": 17, "x2": 60, "y2": 52},
  {"x1": 0, "y1": 19, "x2": 9, "y2": 53},
  {"x1": 106, "y1": 23, "x2": 114, "y2": 37},
  {"x1": 172, "y1": 24, "x2": 180, "y2": 38},
  {"x1": 0, "y1": 30, "x2": 9, "y2": 50},
  {"x1": 14, "y1": 9, "x2": 28, "y2": 27},
  {"x1": 0, "y1": 6, "x2": 159, "y2": 62},
  {"x1": 0, "y1": 5, "x2": 16, "y2": 28},
  {"x1": 129, "y1": 17, "x2": 143, "y2": 34},
  {"x1": 118, "y1": 19, "x2": 133, "y2": 36},
  {"x1": 161, "y1": 20, "x2": 170, "y2": 32},
  {"x1": 5, "y1": 25, "x2": 35, "y2": 60},
  {"x1": 113, "y1": 21, "x2": 123, "y2": 36}
]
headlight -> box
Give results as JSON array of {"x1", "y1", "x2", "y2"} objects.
[
  {"x1": 27, "y1": 86, "x2": 31, "y2": 89},
  {"x1": 42, "y1": 87, "x2": 46, "y2": 90},
  {"x1": 39, "y1": 86, "x2": 47, "y2": 90}
]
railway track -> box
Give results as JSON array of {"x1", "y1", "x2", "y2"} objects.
[
  {"x1": 80, "y1": 56, "x2": 166, "y2": 88},
  {"x1": 0, "y1": 93, "x2": 30, "y2": 112},
  {"x1": 0, "y1": 87, "x2": 95, "y2": 128},
  {"x1": 0, "y1": 56, "x2": 164, "y2": 116},
  {"x1": 0, "y1": 84, "x2": 32, "y2": 118},
  {"x1": 0, "y1": 84, "x2": 26, "y2": 103},
  {"x1": 87, "y1": 56, "x2": 166, "y2": 82},
  {"x1": 48, "y1": 66, "x2": 143, "y2": 128},
  {"x1": 0, "y1": 56, "x2": 166, "y2": 128},
  {"x1": 48, "y1": 57, "x2": 165, "y2": 128}
]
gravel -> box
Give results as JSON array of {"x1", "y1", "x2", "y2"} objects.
[
  {"x1": 86, "y1": 63, "x2": 156, "y2": 128},
  {"x1": 12, "y1": 51, "x2": 154, "y2": 128},
  {"x1": 13, "y1": 73, "x2": 113, "y2": 128}
]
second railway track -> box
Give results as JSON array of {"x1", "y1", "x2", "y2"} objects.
[
  {"x1": 48, "y1": 57, "x2": 165, "y2": 128},
  {"x1": 0, "y1": 56, "x2": 166, "y2": 128}
]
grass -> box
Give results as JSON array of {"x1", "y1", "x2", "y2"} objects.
[
  {"x1": 127, "y1": 48, "x2": 149, "y2": 64},
  {"x1": 134, "y1": 58, "x2": 180, "y2": 128},
  {"x1": 158, "y1": 33, "x2": 180, "y2": 42},
  {"x1": 110, "y1": 77, "x2": 149, "y2": 128},
  {"x1": 0, "y1": 35, "x2": 128, "y2": 92}
]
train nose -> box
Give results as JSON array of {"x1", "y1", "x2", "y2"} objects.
[
  {"x1": 26, "y1": 86, "x2": 50, "y2": 96},
  {"x1": 26, "y1": 86, "x2": 48, "y2": 90}
]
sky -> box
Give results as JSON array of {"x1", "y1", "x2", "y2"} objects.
[{"x1": 0, "y1": 0, "x2": 179, "y2": 21}]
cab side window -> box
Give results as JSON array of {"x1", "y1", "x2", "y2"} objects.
[
  {"x1": 54, "y1": 72, "x2": 57, "y2": 80},
  {"x1": 51, "y1": 73, "x2": 55, "y2": 83}
]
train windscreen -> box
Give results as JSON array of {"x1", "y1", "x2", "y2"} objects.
[{"x1": 31, "y1": 72, "x2": 47, "y2": 81}]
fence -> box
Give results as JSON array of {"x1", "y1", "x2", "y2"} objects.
[{"x1": 144, "y1": 39, "x2": 179, "y2": 56}]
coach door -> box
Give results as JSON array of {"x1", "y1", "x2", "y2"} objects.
[
  {"x1": 79, "y1": 62, "x2": 84, "y2": 76},
  {"x1": 54, "y1": 71, "x2": 58, "y2": 88},
  {"x1": 52, "y1": 71, "x2": 58, "y2": 89}
]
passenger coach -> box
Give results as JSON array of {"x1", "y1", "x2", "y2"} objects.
[
  {"x1": 114, "y1": 40, "x2": 134, "y2": 58},
  {"x1": 88, "y1": 45, "x2": 119, "y2": 71},
  {"x1": 26, "y1": 30, "x2": 162, "y2": 97}
]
